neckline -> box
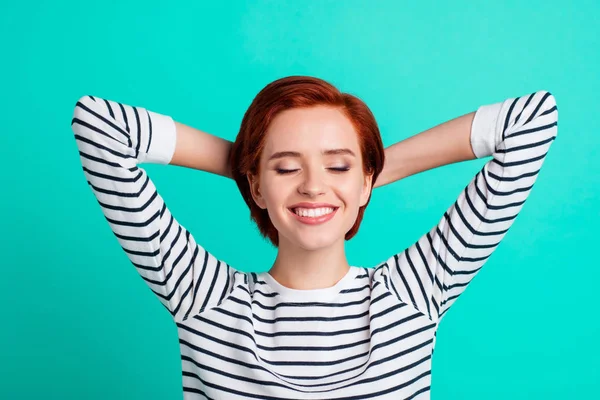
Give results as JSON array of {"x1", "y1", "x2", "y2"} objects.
[{"x1": 258, "y1": 266, "x2": 360, "y2": 302}]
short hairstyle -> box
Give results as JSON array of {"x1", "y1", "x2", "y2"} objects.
[{"x1": 230, "y1": 76, "x2": 385, "y2": 247}]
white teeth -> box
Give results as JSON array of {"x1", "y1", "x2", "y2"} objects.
[{"x1": 293, "y1": 207, "x2": 334, "y2": 218}]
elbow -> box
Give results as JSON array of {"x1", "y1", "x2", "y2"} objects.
[
  {"x1": 73, "y1": 95, "x2": 95, "y2": 114},
  {"x1": 71, "y1": 95, "x2": 96, "y2": 132},
  {"x1": 534, "y1": 90, "x2": 558, "y2": 137},
  {"x1": 538, "y1": 90, "x2": 558, "y2": 122}
]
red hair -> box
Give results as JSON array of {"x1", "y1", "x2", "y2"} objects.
[{"x1": 230, "y1": 76, "x2": 385, "y2": 246}]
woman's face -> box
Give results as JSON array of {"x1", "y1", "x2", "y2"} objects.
[{"x1": 248, "y1": 106, "x2": 373, "y2": 251}]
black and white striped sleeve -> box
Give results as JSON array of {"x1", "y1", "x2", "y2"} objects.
[
  {"x1": 384, "y1": 90, "x2": 558, "y2": 323},
  {"x1": 71, "y1": 95, "x2": 236, "y2": 322}
]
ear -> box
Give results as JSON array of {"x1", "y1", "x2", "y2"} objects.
[
  {"x1": 359, "y1": 172, "x2": 373, "y2": 207},
  {"x1": 247, "y1": 173, "x2": 267, "y2": 209}
]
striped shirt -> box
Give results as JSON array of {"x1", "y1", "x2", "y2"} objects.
[{"x1": 71, "y1": 90, "x2": 558, "y2": 399}]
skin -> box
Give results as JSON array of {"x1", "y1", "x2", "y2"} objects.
[{"x1": 247, "y1": 106, "x2": 373, "y2": 290}]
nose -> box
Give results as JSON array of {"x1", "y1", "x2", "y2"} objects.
[{"x1": 298, "y1": 167, "x2": 326, "y2": 197}]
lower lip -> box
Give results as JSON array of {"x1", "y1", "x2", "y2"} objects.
[{"x1": 288, "y1": 208, "x2": 338, "y2": 225}]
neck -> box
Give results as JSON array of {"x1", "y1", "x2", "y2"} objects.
[{"x1": 268, "y1": 236, "x2": 350, "y2": 290}]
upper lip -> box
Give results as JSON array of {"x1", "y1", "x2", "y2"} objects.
[{"x1": 289, "y1": 202, "x2": 339, "y2": 209}]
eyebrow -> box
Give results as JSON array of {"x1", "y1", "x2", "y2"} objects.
[{"x1": 268, "y1": 148, "x2": 356, "y2": 161}]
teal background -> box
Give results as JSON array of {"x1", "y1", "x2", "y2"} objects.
[{"x1": 1, "y1": 0, "x2": 598, "y2": 398}]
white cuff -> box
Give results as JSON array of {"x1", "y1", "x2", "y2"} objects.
[
  {"x1": 470, "y1": 101, "x2": 503, "y2": 158},
  {"x1": 144, "y1": 111, "x2": 177, "y2": 164}
]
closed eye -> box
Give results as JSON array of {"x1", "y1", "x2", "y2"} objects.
[
  {"x1": 275, "y1": 168, "x2": 299, "y2": 175},
  {"x1": 329, "y1": 167, "x2": 350, "y2": 172},
  {"x1": 275, "y1": 167, "x2": 350, "y2": 175}
]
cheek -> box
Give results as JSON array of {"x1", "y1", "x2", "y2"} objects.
[
  {"x1": 338, "y1": 174, "x2": 366, "y2": 201},
  {"x1": 260, "y1": 182, "x2": 288, "y2": 211}
]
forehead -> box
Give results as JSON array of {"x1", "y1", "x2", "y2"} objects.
[{"x1": 263, "y1": 106, "x2": 360, "y2": 155}]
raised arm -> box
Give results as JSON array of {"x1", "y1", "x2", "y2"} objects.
[
  {"x1": 374, "y1": 110, "x2": 477, "y2": 188},
  {"x1": 381, "y1": 90, "x2": 558, "y2": 323},
  {"x1": 71, "y1": 95, "x2": 238, "y2": 322},
  {"x1": 170, "y1": 120, "x2": 233, "y2": 178}
]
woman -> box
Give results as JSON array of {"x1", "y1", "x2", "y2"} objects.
[{"x1": 71, "y1": 76, "x2": 558, "y2": 399}]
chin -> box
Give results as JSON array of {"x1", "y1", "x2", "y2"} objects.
[{"x1": 286, "y1": 231, "x2": 344, "y2": 251}]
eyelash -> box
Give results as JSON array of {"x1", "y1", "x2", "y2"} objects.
[{"x1": 276, "y1": 167, "x2": 350, "y2": 175}]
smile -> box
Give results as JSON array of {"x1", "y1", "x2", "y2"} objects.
[{"x1": 288, "y1": 207, "x2": 339, "y2": 225}]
